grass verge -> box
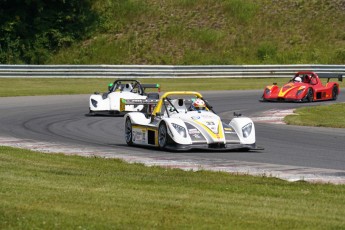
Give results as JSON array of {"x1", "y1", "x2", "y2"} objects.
[
  {"x1": 1, "y1": 146, "x2": 345, "y2": 229},
  {"x1": 0, "y1": 77, "x2": 298, "y2": 97},
  {"x1": 284, "y1": 103, "x2": 345, "y2": 128},
  {"x1": 1, "y1": 78, "x2": 343, "y2": 97}
]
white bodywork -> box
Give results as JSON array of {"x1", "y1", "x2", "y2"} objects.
[
  {"x1": 127, "y1": 111, "x2": 255, "y2": 146},
  {"x1": 90, "y1": 91, "x2": 145, "y2": 113},
  {"x1": 124, "y1": 96, "x2": 257, "y2": 151},
  {"x1": 89, "y1": 79, "x2": 160, "y2": 115}
]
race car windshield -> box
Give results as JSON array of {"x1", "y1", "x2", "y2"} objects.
[
  {"x1": 161, "y1": 96, "x2": 209, "y2": 117},
  {"x1": 110, "y1": 80, "x2": 141, "y2": 93}
]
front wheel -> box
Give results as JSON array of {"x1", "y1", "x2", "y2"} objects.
[
  {"x1": 332, "y1": 85, "x2": 338, "y2": 100},
  {"x1": 158, "y1": 122, "x2": 168, "y2": 149},
  {"x1": 260, "y1": 94, "x2": 267, "y2": 102},
  {"x1": 125, "y1": 117, "x2": 133, "y2": 146},
  {"x1": 305, "y1": 88, "x2": 314, "y2": 102},
  {"x1": 86, "y1": 107, "x2": 95, "y2": 116}
]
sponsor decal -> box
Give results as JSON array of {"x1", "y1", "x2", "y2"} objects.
[
  {"x1": 204, "y1": 121, "x2": 218, "y2": 133},
  {"x1": 132, "y1": 131, "x2": 139, "y2": 142},
  {"x1": 200, "y1": 114, "x2": 215, "y2": 119},
  {"x1": 206, "y1": 121, "x2": 215, "y2": 126},
  {"x1": 142, "y1": 130, "x2": 146, "y2": 142},
  {"x1": 191, "y1": 116, "x2": 200, "y2": 120},
  {"x1": 224, "y1": 127, "x2": 234, "y2": 133},
  {"x1": 192, "y1": 134, "x2": 202, "y2": 139},
  {"x1": 188, "y1": 128, "x2": 200, "y2": 134},
  {"x1": 133, "y1": 129, "x2": 146, "y2": 143},
  {"x1": 194, "y1": 119, "x2": 224, "y2": 140}
]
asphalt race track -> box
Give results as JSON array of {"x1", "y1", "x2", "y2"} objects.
[{"x1": 1, "y1": 90, "x2": 345, "y2": 183}]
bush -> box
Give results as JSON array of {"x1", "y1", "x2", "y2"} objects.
[{"x1": 0, "y1": 0, "x2": 97, "y2": 63}]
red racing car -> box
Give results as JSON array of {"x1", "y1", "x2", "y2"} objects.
[{"x1": 261, "y1": 71, "x2": 343, "y2": 102}]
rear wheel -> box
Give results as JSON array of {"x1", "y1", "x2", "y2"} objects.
[
  {"x1": 305, "y1": 88, "x2": 314, "y2": 102},
  {"x1": 86, "y1": 107, "x2": 95, "y2": 116},
  {"x1": 125, "y1": 117, "x2": 133, "y2": 145},
  {"x1": 158, "y1": 122, "x2": 168, "y2": 149},
  {"x1": 332, "y1": 85, "x2": 338, "y2": 100},
  {"x1": 260, "y1": 94, "x2": 267, "y2": 102}
]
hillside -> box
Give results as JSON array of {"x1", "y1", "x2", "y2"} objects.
[{"x1": 2, "y1": 0, "x2": 345, "y2": 65}]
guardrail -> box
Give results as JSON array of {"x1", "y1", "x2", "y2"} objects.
[{"x1": 0, "y1": 64, "x2": 344, "y2": 78}]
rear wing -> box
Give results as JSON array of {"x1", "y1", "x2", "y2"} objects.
[
  {"x1": 316, "y1": 73, "x2": 343, "y2": 82},
  {"x1": 142, "y1": 83, "x2": 160, "y2": 88},
  {"x1": 120, "y1": 98, "x2": 159, "y2": 112}
]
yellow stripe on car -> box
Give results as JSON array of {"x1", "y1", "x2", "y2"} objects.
[{"x1": 194, "y1": 119, "x2": 224, "y2": 140}]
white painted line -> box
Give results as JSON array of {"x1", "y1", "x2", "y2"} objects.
[{"x1": 252, "y1": 109, "x2": 295, "y2": 124}]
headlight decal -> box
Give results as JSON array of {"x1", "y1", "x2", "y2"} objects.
[
  {"x1": 296, "y1": 86, "x2": 305, "y2": 96},
  {"x1": 91, "y1": 99, "x2": 98, "y2": 107},
  {"x1": 172, "y1": 123, "x2": 187, "y2": 138},
  {"x1": 265, "y1": 88, "x2": 271, "y2": 95},
  {"x1": 242, "y1": 123, "x2": 252, "y2": 138},
  {"x1": 296, "y1": 89, "x2": 303, "y2": 96}
]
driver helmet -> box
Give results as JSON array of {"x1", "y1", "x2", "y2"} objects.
[
  {"x1": 294, "y1": 76, "x2": 302, "y2": 83},
  {"x1": 123, "y1": 83, "x2": 133, "y2": 92},
  {"x1": 191, "y1": 99, "x2": 206, "y2": 111},
  {"x1": 108, "y1": 83, "x2": 113, "y2": 91}
]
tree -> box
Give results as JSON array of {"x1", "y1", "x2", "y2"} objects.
[{"x1": 0, "y1": 0, "x2": 98, "y2": 64}]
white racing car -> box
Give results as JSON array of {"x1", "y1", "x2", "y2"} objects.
[
  {"x1": 89, "y1": 79, "x2": 160, "y2": 115},
  {"x1": 122, "y1": 91, "x2": 262, "y2": 151}
]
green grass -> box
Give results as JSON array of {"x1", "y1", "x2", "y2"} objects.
[
  {"x1": 47, "y1": 0, "x2": 345, "y2": 65},
  {"x1": 285, "y1": 103, "x2": 345, "y2": 128},
  {"x1": 1, "y1": 146, "x2": 345, "y2": 229},
  {"x1": 2, "y1": 1, "x2": 345, "y2": 64},
  {"x1": 2, "y1": 77, "x2": 344, "y2": 97},
  {"x1": 0, "y1": 77, "x2": 293, "y2": 97}
]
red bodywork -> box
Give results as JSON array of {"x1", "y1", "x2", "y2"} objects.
[{"x1": 261, "y1": 71, "x2": 342, "y2": 102}]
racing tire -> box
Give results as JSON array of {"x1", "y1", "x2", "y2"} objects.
[
  {"x1": 158, "y1": 122, "x2": 169, "y2": 149},
  {"x1": 332, "y1": 85, "x2": 338, "y2": 101},
  {"x1": 305, "y1": 88, "x2": 314, "y2": 102},
  {"x1": 125, "y1": 117, "x2": 133, "y2": 146},
  {"x1": 86, "y1": 107, "x2": 95, "y2": 116}
]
